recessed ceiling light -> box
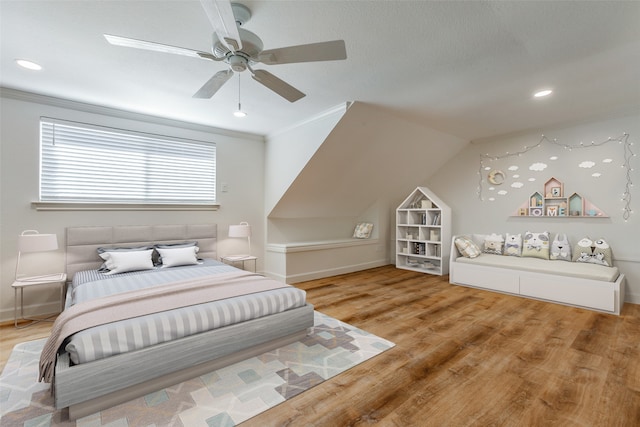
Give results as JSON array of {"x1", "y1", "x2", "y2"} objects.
[
  {"x1": 534, "y1": 89, "x2": 553, "y2": 98},
  {"x1": 16, "y1": 59, "x2": 42, "y2": 71}
]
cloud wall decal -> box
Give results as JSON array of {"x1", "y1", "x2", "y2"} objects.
[{"x1": 529, "y1": 162, "x2": 547, "y2": 171}]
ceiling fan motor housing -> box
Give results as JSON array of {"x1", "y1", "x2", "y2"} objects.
[{"x1": 211, "y1": 28, "x2": 263, "y2": 63}]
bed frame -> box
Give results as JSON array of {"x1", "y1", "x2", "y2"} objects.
[{"x1": 56, "y1": 224, "x2": 315, "y2": 420}]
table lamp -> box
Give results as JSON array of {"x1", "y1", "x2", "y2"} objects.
[
  {"x1": 228, "y1": 222, "x2": 251, "y2": 257},
  {"x1": 15, "y1": 230, "x2": 62, "y2": 281}
]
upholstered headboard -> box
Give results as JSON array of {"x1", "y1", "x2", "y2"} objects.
[{"x1": 65, "y1": 224, "x2": 217, "y2": 280}]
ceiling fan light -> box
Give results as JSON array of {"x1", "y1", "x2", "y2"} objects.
[
  {"x1": 16, "y1": 59, "x2": 42, "y2": 70},
  {"x1": 534, "y1": 89, "x2": 553, "y2": 98}
]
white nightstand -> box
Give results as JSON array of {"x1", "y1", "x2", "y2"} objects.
[
  {"x1": 220, "y1": 255, "x2": 257, "y2": 272},
  {"x1": 12, "y1": 273, "x2": 67, "y2": 328}
]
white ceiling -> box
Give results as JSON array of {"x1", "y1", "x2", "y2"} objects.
[{"x1": 2, "y1": 1, "x2": 639, "y2": 141}]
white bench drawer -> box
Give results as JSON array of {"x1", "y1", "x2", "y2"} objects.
[
  {"x1": 520, "y1": 274, "x2": 615, "y2": 312},
  {"x1": 451, "y1": 263, "x2": 519, "y2": 294}
]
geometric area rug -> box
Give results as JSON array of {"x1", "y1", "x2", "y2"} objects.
[{"x1": 0, "y1": 311, "x2": 394, "y2": 426}]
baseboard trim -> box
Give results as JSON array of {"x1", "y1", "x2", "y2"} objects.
[
  {"x1": 0, "y1": 301, "x2": 61, "y2": 325},
  {"x1": 625, "y1": 292, "x2": 640, "y2": 305}
]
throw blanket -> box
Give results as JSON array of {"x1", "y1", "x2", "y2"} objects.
[{"x1": 39, "y1": 270, "x2": 289, "y2": 383}]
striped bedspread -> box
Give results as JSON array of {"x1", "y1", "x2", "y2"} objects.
[{"x1": 63, "y1": 260, "x2": 307, "y2": 364}]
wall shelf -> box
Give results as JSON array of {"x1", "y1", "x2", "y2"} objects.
[{"x1": 514, "y1": 177, "x2": 608, "y2": 218}]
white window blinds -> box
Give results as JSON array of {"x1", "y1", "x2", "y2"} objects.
[{"x1": 40, "y1": 119, "x2": 216, "y2": 204}]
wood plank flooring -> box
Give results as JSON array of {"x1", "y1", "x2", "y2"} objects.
[{"x1": 1, "y1": 265, "x2": 638, "y2": 426}]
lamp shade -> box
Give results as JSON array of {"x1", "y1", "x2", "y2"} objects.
[
  {"x1": 228, "y1": 222, "x2": 251, "y2": 238},
  {"x1": 18, "y1": 230, "x2": 58, "y2": 253}
]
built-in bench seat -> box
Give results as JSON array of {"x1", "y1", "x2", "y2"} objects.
[
  {"x1": 265, "y1": 238, "x2": 386, "y2": 284},
  {"x1": 267, "y1": 238, "x2": 378, "y2": 253},
  {"x1": 455, "y1": 253, "x2": 620, "y2": 282},
  {"x1": 449, "y1": 235, "x2": 625, "y2": 315}
]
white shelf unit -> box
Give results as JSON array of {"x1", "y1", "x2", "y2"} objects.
[{"x1": 396, "y1": 186, "x2": 451, "y2": 275}]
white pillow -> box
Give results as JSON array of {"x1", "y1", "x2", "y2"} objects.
[
  {"x1": 99, "y1": 249, "x2": 154, "y2": 275},
  {"x1": 156, "y1": 246, "x2": 199, "y2": 268}
]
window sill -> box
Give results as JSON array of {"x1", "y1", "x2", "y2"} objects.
[{"x1": 31, "y1": 202, "x2": 220, "y2": 211}]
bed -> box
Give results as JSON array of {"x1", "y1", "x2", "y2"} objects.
[{"x1": 42, "y1": 224, "x2": 314, "y2": 420}]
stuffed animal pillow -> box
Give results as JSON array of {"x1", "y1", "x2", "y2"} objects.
[
  {"x1": 572, "y1": 237, "x2": 613, "y2": 267},
  {"x1": 503, "y1": 233, "x2": 522, "y2": 257},
  {"x1": 550, "y1": 233, "x2": 572, "y2": 262},
  {"x1": 521, "y1": 231, "x2": 550, "y2": 260},
  {"x1": 483, "y1": 233, "x2": 504, "y2": 255}
]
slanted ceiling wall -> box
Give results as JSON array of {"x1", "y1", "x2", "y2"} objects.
[
  {"x1": 267, "y1": 102, "x2": 468, "y2": 221},
  {"x1": 264, "y1": 101, "x2": 468, "y2": 280}
]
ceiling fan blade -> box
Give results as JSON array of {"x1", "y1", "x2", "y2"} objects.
[
  {"x1": 250, "y1": 69, "x2": 305, "y2": 103},
  {"x1": 199, "y1": 0, "x2": 242, "y2": 52},
  {"x1": 193, "y1": 69, "x2": 234, "y2": 98},
  {"x1": 104, "y1": 34, "x2": 219, "y2": 61},
  {"x1": 258, "y1": 40, "x2": 346, "y2": 65}
]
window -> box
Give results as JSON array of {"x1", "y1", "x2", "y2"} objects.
[{"x1": 39, "y1": 118, "x2": 216, "y2": 205}]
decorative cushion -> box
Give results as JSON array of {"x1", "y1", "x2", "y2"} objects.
[
  {"x1": 454, "y1": 235, "x2": 482, "y2": 258},
  {"x1": 572, "y1": 237, "x2": 613, "y2": 267},
  {"x1": 550, "y1": 233, "x2": 572, "y2": 261},
  {"x1": 97, "y1": 245, "x2": 154, "y2": 254},
  {"x1": 153, "y1": 241, "x2": 199, "y2": 265},
  {"x1": 353, "y1": 223, "x2": 374, "y2": 239},
  {"x1": 503, "y1": 233, "x2": 522, "y2": 257},
  {"x1": 99, "y1": 249, "x2": 154, "y2": 275},
  {"x1": 483, "y1": 233, "x2": 504, "y2": 255},
  {"x1": 96, "y1": 245, "x2": 154, "y2": 272},
  {"x1": 156, "y1": 246, "x2": 199, "y2": 268},
  {"x1": 522, "y1": 231, "x2": 550, "y2": 260}
]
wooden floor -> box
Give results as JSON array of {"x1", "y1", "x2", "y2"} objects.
[{"x1": 1, "y1": 265, "x2": 639, "y2": 426}]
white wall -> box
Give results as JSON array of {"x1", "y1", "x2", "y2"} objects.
[
  {"x1": 427, "y1": 112, "x2": 640, "y2": 305},
  {"x1": 264, "y1": 103, "x2": 348, "y2": 216},
  {"x1": 0, "y1": 90, "x2": 266, "y2": 322}
]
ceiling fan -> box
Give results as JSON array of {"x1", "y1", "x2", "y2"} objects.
[{"x1": 104, "y1": 0, "x2": 347, "y2": 103}]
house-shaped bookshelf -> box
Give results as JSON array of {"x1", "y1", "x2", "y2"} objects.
[
  {"x1": 514, "y1": 177, "x2": 608, "y2": 218},
  {"x1": 396, "y1": 187, "x2": 452, "y2": 275}
]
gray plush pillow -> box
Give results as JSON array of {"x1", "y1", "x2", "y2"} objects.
[
  {"x1": 154, "y1": 241, "x2": 198, "y2": 249},
  {"x1": 550, "y1": 233, "x2": 572, "y2": 262}
]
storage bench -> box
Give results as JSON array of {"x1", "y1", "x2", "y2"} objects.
[{"x1": 449, "y1": 235, "x2": 625, "y2": 315}]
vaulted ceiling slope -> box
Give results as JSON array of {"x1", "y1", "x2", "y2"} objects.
[
  {"x1": 268, "y1": 102, "x2": 468, "y2": 219},
  {"x1": 1, "y1": 1, "x2": 639, "y2": 141}
]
